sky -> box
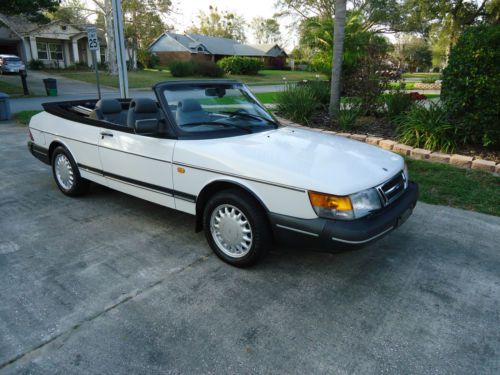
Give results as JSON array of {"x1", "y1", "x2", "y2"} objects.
[
  {"x1": 169, "y1": 0, "x2": 295, "y2": 47},
  {"x1": 83, "y1": 0, "x2": 296, "y2": 48}
]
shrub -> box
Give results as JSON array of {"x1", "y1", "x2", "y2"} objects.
[
  {"x1": 395, "y1": 103, "x2": 457, "y2": 153},
  {"x1": 28, "y1": 59, "x2": 44, "y2": 70},
  {"x1": 217, "y1": 56, "x2": 263, "y2": 75},
  {"x1": 169, "y1": 60, "x2": 194, "y2": 77},
  {"x1": 137, "y1": 49, "x2": 159, "y2": 69},
  {"x1": 421, "y1": 77, "x2": 436, "y2": 84},
  {"x1": 408, "y1": 92, "x2": 427, "y2": 101},
  {"x1": 338, "y1": 99, "x2": 362, "y2": 130},
  {"x1": 192, "y1": 60, "x2": 224, "y2": 77},
  {"x1": 276, "y1": 83, "x2": 317, "y2": 123},
  {"x1": 298, "y1": 80, "x2": 330, "y2": 106},
  {"x1": 441, "y1": 24, "x2": 500, "y2": 147},
  {"x1": 168, "y1": 60, "x2": 225, "y2": 78},
  {"x1": 384, "y1": 91, "x2": 413, "y2": 120}
]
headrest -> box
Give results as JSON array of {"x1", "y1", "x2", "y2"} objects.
[
  {"x1": 95, "y1": 99, "x2": 122, "y2": 114},
  {"x1": 131, "y1": 98, "x2": 158, "y2": 113},
  {"x1": 179, "y1": 99, "x2": 202, "y2": 112}
]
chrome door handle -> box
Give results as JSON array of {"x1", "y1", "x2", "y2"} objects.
[{"x1": 100, "y1": 131, "x2": 113, "y2": 138}]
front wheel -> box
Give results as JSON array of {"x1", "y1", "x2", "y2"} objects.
[
  {"x1": 203, "y1": 189, "x2": 271, "y2": 267},
  {"x1": 51, "y1": 146, "x2": 89, "y2": 196}
]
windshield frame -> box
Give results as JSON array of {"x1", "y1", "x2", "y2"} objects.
[{"x1": 153, "y1": 80, "x2": 280, "y2": 140}]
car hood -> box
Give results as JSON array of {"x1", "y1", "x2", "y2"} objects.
[{"x1": 173, "y1": 127, "x2": 404, "y2": 196}]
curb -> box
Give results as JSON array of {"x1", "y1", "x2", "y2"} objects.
[{"x1": 276, "y1": 117, "x2": 500, "y2": 175}]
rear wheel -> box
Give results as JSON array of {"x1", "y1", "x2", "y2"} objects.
[
  {"x1": 203, "y1": 189, "x2": 271, "y2": 267},
  {"x1": 51, "y1": 146, "x2": 89, "y2": 196}
]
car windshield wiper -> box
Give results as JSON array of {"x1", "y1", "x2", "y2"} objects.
[
  {"x1": 219, "y1": 111, "x2": 278, "y2": 127},
  {"x1": 180, "y1": 121, "x2": 253, "y2": 133}
]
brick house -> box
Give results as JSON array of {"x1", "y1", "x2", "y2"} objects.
[{"x1": 149, "y1": 32, "x2": 288, "y2": 67}]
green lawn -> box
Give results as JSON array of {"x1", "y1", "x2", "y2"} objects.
[
  {"x1": 0, "y1": 80, "x2": 24, "y2": 96},
  {"x1": 389, "y1": 81, "x2": 417, "y2": 90},
  {"x1": 402, "y1": 72, "x2": 441, "y2": 80},
  {"x1": 13, "y1": 110, "x2": 42, "y2": 125},
  {"x1": 53, "y1": 69, "x2": 327, "y2": 89},
  {"x1": 407, "y1": 158, "x2": 500, "y2": 216}
]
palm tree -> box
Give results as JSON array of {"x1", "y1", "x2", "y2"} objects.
[{"x1": 329, "y1": 0, "x2": 347, "y2": 120}]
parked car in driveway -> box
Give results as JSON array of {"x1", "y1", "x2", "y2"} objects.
[
  {"x1": 0, "y1": 54, "x2": 25, "y2": 73},
  {"x1": 27, "y1": 80, "x2": 418, "y2": 267}
]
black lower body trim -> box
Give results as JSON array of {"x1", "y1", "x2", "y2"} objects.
[
  {"x1": 28, "y1": 141, "x2": 50, "y2": 165},
  {"x1": 77, "y1": 163, "x2": 197, "y2": 202},
  {"x1": 269, "y1": 182, "x2": 419, "y2": 250}
]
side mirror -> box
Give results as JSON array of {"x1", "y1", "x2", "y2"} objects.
[{"x1": 135, "y1": 119, "x2": 159, "y2": 134}]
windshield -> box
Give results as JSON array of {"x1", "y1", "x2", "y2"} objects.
[
  {"x1": 4, "y1": 57, "x2": 21, "y2": 63},
  {"x1": 161, "y1": 83, "x2": 277, "y2": 134}
]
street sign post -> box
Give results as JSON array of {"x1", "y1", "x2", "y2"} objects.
[
  {"x1": 111, "y1": 0, "x2": 129, "y2": 99},
  {"x1": 86, "y1": 25, "x2": 101, "y2": 99}
]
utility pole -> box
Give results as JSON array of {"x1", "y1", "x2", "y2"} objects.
[{"x1": 111, "y1": 0, "x2": 129, "y2": 98}]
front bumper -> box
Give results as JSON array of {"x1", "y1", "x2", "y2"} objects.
[{"x1": 269, "y1": 182, "x2": 419, "y2": 249}]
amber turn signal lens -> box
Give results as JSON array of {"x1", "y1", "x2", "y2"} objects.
[
  {"x1": 308, "y1": 191, "x2": 353, "y2": 211},
  {"x1": 177, "y1": 167, "x2": 186, "y2": 174}
]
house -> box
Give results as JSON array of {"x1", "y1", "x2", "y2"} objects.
[
  {"x1": 0, "y1": 14, "x2": 107, "y2": 68},
  {"x1": 149, "y1": 32, "x2": 288, "y2": 68}
]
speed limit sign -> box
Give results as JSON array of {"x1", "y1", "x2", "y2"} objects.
[{"x1": 86, "y1": 26, "x2": 100, "y2": 51}]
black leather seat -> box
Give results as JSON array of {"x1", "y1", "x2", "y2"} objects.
[
  {"x1": 176, "y1": 99, "x2": 210, "y2": 125},
  {"x1": 127, "y1": 98, "x2": 161, "y2": 129},
  {"x1": 90, "y1": 99, "x2": 126, "y2": 125}
]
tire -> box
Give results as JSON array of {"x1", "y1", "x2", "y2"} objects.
[
  {"x1": 203, "y1": 189, "x2": 271, "y2": 267},
  {"x1": 51, "y1": 146, "x2": 90, "y2": 197}
]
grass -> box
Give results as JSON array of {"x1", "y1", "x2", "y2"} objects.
[
  {"x1": 389, "y1": 81, "x2": 417, "y2": 90},
  {"x1": 402, "y1": 72, "x2": 441, "y2": 80},
  {"x1": 52, "y1": 69, "x2": 327, "y2": 89},
  {"x1": 407, "y1": 158, "x2": 500, "y2": 216},
  {"x1": 254, "y1": 92, "x2": 279, "y2": 103},
  {"x1": 0, "y1": 80, "x2": 24, "y2": 96},
  {"x1": 13, "y1": 110, "x2": 41, "y2": 125}
]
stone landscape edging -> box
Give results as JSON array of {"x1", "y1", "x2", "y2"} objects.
[{"x1": 276, "y1": 117, "x2": 500, "y2": 175}]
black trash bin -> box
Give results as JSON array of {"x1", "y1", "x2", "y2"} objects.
[
  {"x1": 42, "y1": 78, "x2": 58, "y2": 96},
  {"x1": 0, "y1": 92, "x2": 11, "y2": 120}
]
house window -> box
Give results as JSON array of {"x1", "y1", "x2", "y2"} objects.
[
  {"x1": 100, "y1": 47, "x2": 106, "y2": 62},
  {"x1": 37, "y1": 42, "x2": 49, "y2": 60},
  {"x1": 48, "y1": 43, "x2": 63, "y2": 60}
]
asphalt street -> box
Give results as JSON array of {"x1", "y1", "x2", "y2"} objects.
[{"x1": 0, "y1": 121, "x2": 499, "y2": 374}]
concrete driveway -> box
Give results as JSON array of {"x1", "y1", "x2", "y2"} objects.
[{"x1": 0, "y1": 121, "x2": 499, "y2": 374}]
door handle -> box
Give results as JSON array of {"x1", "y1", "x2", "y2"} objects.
[{"x1": 100, "y1": 131, "x2": 113, "y2": 138}]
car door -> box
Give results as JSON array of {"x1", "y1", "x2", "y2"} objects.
[{"x1": 98, "y1": 127, "x2": 176, "y2": 209}]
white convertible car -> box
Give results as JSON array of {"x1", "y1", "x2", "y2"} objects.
[{"x1": 28, "y1": 80, "x2": 418, "y2": 267}]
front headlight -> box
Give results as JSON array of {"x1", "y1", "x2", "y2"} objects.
[
  {"x1": 308, "y1": 191, "x2": 354, "y2": 220},
  {"x1": 350, "y1": 188, "x2": 382, "y2": 218},
  {"x1": 308, "y1": 187, "x2": 382, "y2": 221}
]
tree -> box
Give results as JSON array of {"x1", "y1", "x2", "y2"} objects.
[
  {"x1": 187, "y1": 5, "x2": 247, "y2": 43},
  {"x1": 49, "y1": 0, "x2": 90, "y2": 26},
  {"x1": 329, "y1": 0, "x2": 347, "y2": 118},
  {"x1": 441, "y1": 24, "x2": 500, "y2": 146},
  {"x1": 394, "y1": 0, "x2": 498, "y2": 62},
  {"x1": 251, "y1": 17, "x2": 282, "y2": 44},
  {"x1": 122, "y1": 0, "x2": 171, "y2": 69},
  {"x1": 90, "y1": 0, "x2": 118, "y2": 74},
  {"x1": 2, "y1": 0, "x2": 59, "y2": 23},
  {"x1": 392, "y1": 35, "x2": 432, "y2": 71}
]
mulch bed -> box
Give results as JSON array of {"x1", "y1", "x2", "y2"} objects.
[{"x1": 292, "y1": 112, "x2": 500, "y2": 164}]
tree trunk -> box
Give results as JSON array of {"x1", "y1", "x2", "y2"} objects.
[
  {"x1": 104, "y1": 0, "x2": 117, "y2": 75},
  {"x1": 329, "y1": 0, "x2": 347, "y2": 121}
]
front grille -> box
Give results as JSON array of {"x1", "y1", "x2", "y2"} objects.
[{"x1": 377, "y1": 171, "x2": 407, "y2": 206}]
